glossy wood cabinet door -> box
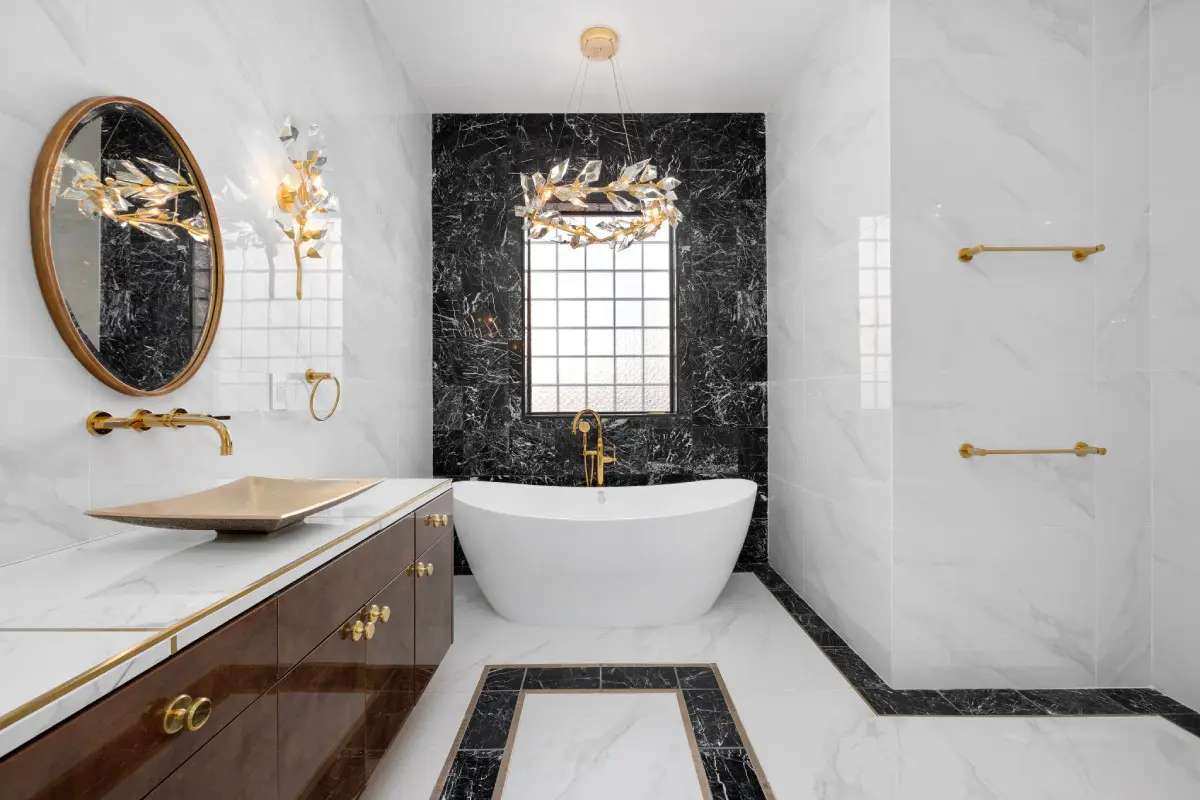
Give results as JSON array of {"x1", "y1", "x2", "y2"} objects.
[
  {"x1": 0, "y1": 599, "x2": 278, "y2": 800},
  {"x1": 143, "y1": 689, "x2": 277, "y2": 800},
  {"x1": 414, "y1": 533, "x2": 454, "y2": 695},
  {"x1": 362, "y1": 520, "x2": 416, "y2": 778},
  {"x1": 276, "y1": 616, "x2": 367, "y2": 800}
]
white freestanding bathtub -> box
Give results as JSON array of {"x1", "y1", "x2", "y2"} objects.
[{"x1": 453, "y1": 479, "x2": 757, "y2": 627}]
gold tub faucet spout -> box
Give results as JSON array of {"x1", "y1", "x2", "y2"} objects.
[
  {"x1": 87, "y1": 408, "x2": 233, "y2": 456},
  {"x1": 571, "y1": 408, "x2": 617, "y2": 487}
]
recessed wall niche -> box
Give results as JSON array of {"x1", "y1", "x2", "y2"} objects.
[{"x1": 432, "y1": 113, "x2": 767, "y2": 572}]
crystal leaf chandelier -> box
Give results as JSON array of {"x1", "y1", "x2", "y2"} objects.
[
  {"x1": 56, "y1": 155, "x2": 208, "y2": 242},
  {"x1": 515, "y1": 26, "x2": 682, "y2": 250},
  {"x1": 275, "y1": 118, "x2": 338, "y2": 299}
]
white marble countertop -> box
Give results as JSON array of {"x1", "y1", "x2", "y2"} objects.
[{"x1": 0, "y1": 477, "x2": 451, "y2": 759}]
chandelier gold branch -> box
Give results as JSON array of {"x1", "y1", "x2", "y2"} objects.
[
  {"x1": 516, "y1": 156, "x2": 681, "y2": 249},
  {"x1": 516, "y1": 27, "x2": 683, "y2": 250}
]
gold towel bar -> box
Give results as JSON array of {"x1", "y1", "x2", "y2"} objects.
[
  {"x1": 958, "y1": 244, "x2": 1105, "y2": 263},
  {"x1": 959, "y1": 442, "x2": 1107, "y2": 459}
]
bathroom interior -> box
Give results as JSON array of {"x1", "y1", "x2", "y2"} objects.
[{"x1": 0, "y1": 0, "x2": 1198, "y2": 798}]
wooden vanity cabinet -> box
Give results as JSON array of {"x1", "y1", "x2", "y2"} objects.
[{"x1": 0, "y1": 493, "x2": 455, "y2": 800}]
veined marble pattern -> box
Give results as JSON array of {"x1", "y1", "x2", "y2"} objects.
[
  {"x1": 364, "y1": 574, "x2": 1200, "y2": 800},
  {"x1": 0, "y1": 0, "x2": 432, "y2": 568},
  {"x1": 431, "y1": 113, "x2": 768, "y2": 573},
  {"x1": 0, "y1": 479, "x2": 447, "y2": 756},
  {"x1": 502, "y1": 692, "x2": 707, "y2": 798}
]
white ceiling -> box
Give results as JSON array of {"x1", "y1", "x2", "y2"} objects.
[{"x1": 366, "y1": 0, "x2": 828, "y2": 113}]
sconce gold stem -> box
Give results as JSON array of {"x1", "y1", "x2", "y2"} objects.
[
  {"x1": 959, "y1": 442, "x2": 1106, "y2": 459},
  {"x1": 958, "y1": 244, "x2": 1106, "y2": 263}
]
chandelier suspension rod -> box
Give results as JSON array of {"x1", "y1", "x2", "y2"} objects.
[
  {"x1": 610, "y1": 58, "x2": 633, "y2": 162},
  {"x1": 553, "y1": 57, "x2": 587, "y2": 159}
]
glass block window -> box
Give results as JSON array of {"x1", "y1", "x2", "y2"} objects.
[{"x1": 525, "y1": 214, "x2": 676, "y2": 415}]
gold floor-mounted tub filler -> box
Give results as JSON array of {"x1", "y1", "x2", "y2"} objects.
[
  {"x1": 571, "y1": 408, "x2": 618, "y2": 487},
  {"x1": 86, "y1": 476, "x2": 383, "y2": 534},
  {"x1": 959, "y1": 442, "x2": 1107, "y2": 459}
]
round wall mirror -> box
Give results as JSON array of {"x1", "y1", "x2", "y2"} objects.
[{"x1": 31, "y1": 96, "x2": 223, "y2": 395}]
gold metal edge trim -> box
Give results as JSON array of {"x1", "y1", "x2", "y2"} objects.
[{"x1": 0, "y1": 480, "x2": 451, "y2": 735}]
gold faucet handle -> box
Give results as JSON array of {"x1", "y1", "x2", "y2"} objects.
[{"x1": 603, "y1": 443, "x2": 617, "y2": 464}]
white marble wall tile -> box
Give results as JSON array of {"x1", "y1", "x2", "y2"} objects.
[
  {"x1": 1148, "y1": 58, "x2": 1200, "y2": 211},
  {"x1": 767, "y1": 274, "x2": 804, "y2": 384},
  {"x1": 892, "y1": 0, "x2": 1093, "y2": 59},
  {"x1": 766, "y1": 476, "x2": 807, "y2": 599},
  {"x1": 0, "y1": 1, "x2": 432, "y2": 566},
  {"x1": 893, "y1": 368, "x2": 1097, "y2": 532},
  {"x1": 1151, "y1": 369, "x2": 1200, "y2": 709},
  {"x1": 1096, "y1": 524, "x2": 1152, "y2": 686},
  {"x1": 802, "y1": 488, "x2": 894, "y2": 683},
  {"x1": 893, "y1": 525, "x2": 1095, "y2": 689},
  {"x1": 1095, "y1": 60, "x2": 1150, "y2": 215},
  {"x1": 1095, "y1": 215, "x2": 1151, "y2": 372},
  {"x1": 1097, "y1": 0, "x2": 1151, "y2": 61},
  {"x1": 803, "y1": 376, "x2": 892, "y2": 526},
  {"x1": 892, "y1": 56, "x2": 1094, "y2": 216},
  {"x1": 767, "y1": 381, "x2": 804, "y2": 486},
  {"x1": 892, "y1": 213, "x2": 1095, "y2": 376},
  {"x1": 1150, "y1": 202, "x2": 1200, "y2": 371}
]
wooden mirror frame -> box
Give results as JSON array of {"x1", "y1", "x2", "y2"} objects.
[{"x1": 30, "y1": 96, "x2": 224, "y2": 396}]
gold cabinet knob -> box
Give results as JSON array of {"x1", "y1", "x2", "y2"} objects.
[
  {"x1": 186, "y1": 697, "x2": 212, "y2": 732},
  {"x1": 426, "y1": 562, "x2": 435, "y2": 577},
  {"x1": 423, "y1": 514, "x2": 434, "y2": 527},
  {"x1": 379, "y1": 605, "x2": 391, "y2": 623},
  {"x1": 342, "y1": 620, "x2": 365, "y2": 641},
  {"x1": 416, "y1": 562, "x2": 428, "y2": 577},
  {"x1": 364, "y1": 604, "x2": 381, "y2": 624},
  {"x1": 364, "y1": 620, "x2": 376, "y2": 640},
  {"x1": 440, "y1": 514, "x2": 449, "y2": 527},
  {"x1": 163, "y1": 694, "x2": 193, "y2": 735}
]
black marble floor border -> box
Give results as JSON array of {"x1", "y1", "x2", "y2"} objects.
[
  {"x1": 745, "y1": 565, "x2": 1200, "y2": 735},
  {"x1": 433, "y1": 663, "x2": 773, "y2": 800}
]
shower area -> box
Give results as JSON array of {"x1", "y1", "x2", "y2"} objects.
[{"x1": 767, "y1": 0, "x2": 1198, "y2": 707}]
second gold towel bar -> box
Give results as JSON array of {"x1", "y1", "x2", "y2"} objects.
[
  {"x1": 958, "y1": 244, "x2": 1105, "y2": 263},
  {"x1": 959, "y1": 442, "x2": 1107, "y2": 459}
]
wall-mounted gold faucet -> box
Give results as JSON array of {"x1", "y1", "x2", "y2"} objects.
[
  {"x1": 571, "y1": 408, "x2": 617, "y2": 486},
  {"x1": 86, "y1": 408, "x2": 233, "y2": 456}
]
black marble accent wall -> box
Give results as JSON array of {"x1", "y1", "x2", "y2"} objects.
[
  {"x1": 98, "y1": 109, "x2": 205, "y2": 390},
  {"x1": 432, "y1": 114, "x2": 766, "y2": 573}
]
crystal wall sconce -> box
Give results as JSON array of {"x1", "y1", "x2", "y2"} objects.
[{"x1": 275, "y1": 118, "x2": 337, "y2": 299}]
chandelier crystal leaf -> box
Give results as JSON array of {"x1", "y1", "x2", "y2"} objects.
[{"x1": 515, "y1": 26, "x2": 683, "y2": 250}]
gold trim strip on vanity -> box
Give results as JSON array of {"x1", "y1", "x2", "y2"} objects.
[{"x1": 0, "y1": 480, "x2": 452, "y2": 736}]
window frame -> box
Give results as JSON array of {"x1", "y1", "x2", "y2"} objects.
[{"x1": 522, "y1": 209, "x2": 678, "y2": 418}]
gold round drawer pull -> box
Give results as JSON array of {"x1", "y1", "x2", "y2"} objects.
[
  {"x1": 380, "y1": 605, "x2": 391, "y2": 622},
  {"x1": 426, "y1": 562, "x2": 435, "y2": 577},
  {"x1": 423, "y1": 514, "x2": 434, "y2": 527},
  {"x1": 186, "y1": 697, "x2": 212, "y2": 732},
  {"x1": 365, "y1": 620, "x2": 376, "y2": 640},
  {"x1": 365, "y1": 604, "x2": 381, "y2": 623},
  {"x1": 163, "y1": 694, "x2": 193, "y2": 735},
  {"x1": 440, "y1": 514, "x2": 449, "y2": 527},
  {"x1": 416, "y1": 562, "x2": 428, "y2": 577},
  {"x1": 342, "y1": 620, "x2": 365, "y2": 641}
]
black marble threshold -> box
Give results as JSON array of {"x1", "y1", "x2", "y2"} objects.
[{"x1": 747, "y1": 565, "x2": 1200, "y2": 736}]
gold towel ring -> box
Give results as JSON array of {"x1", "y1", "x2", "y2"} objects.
[{"x1": 305, "y1": 369, "x2": 341, "y2": 421}]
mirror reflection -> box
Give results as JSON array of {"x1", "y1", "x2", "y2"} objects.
[{"x1": 45, "y1": 100, "x2": 217, "y2": 393}]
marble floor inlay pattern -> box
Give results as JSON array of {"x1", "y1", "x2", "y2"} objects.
[
  {"x1": 363, "y1": 574, "x2": 1200, "y2": 800},
  {"x1": 432, "y1": 664, "x2": 772, "y2": 799},
  {"x1": 746, "y1": 565, "x2": 1200, "y2": 732}
]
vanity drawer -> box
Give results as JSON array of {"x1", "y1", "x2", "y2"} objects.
[
  {"x1": 0, "y1": 599, "x2": 278, "y2": 800},
  {"x1": 278, "y1": 514, "x2": 415, "y2": 672},
  {"x1": 416, "y1": 491, "x2": 453, "y2": 556}
]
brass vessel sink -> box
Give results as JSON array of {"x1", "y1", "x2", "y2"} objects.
[{"x1": 86, "y1": 477, "x2": 383, "y2": 534}]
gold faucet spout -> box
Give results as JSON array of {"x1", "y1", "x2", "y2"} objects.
[
  {"x1": 86, "y1": 408, "x2": 233, "y2": 456},
  {"x1": 570, "y1": 408, "x2": 615, "y2": 487},
  {"x1": 164, "y1": 411, "x2": 234, "y2": 456}
]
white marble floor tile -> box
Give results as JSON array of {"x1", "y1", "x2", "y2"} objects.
[
  {"x1": 363, "y1": 574, "x2": 1200, "y2": 800},
  {"x1": 501, "y1": 692, "x2": 703, "y2": 800}
]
